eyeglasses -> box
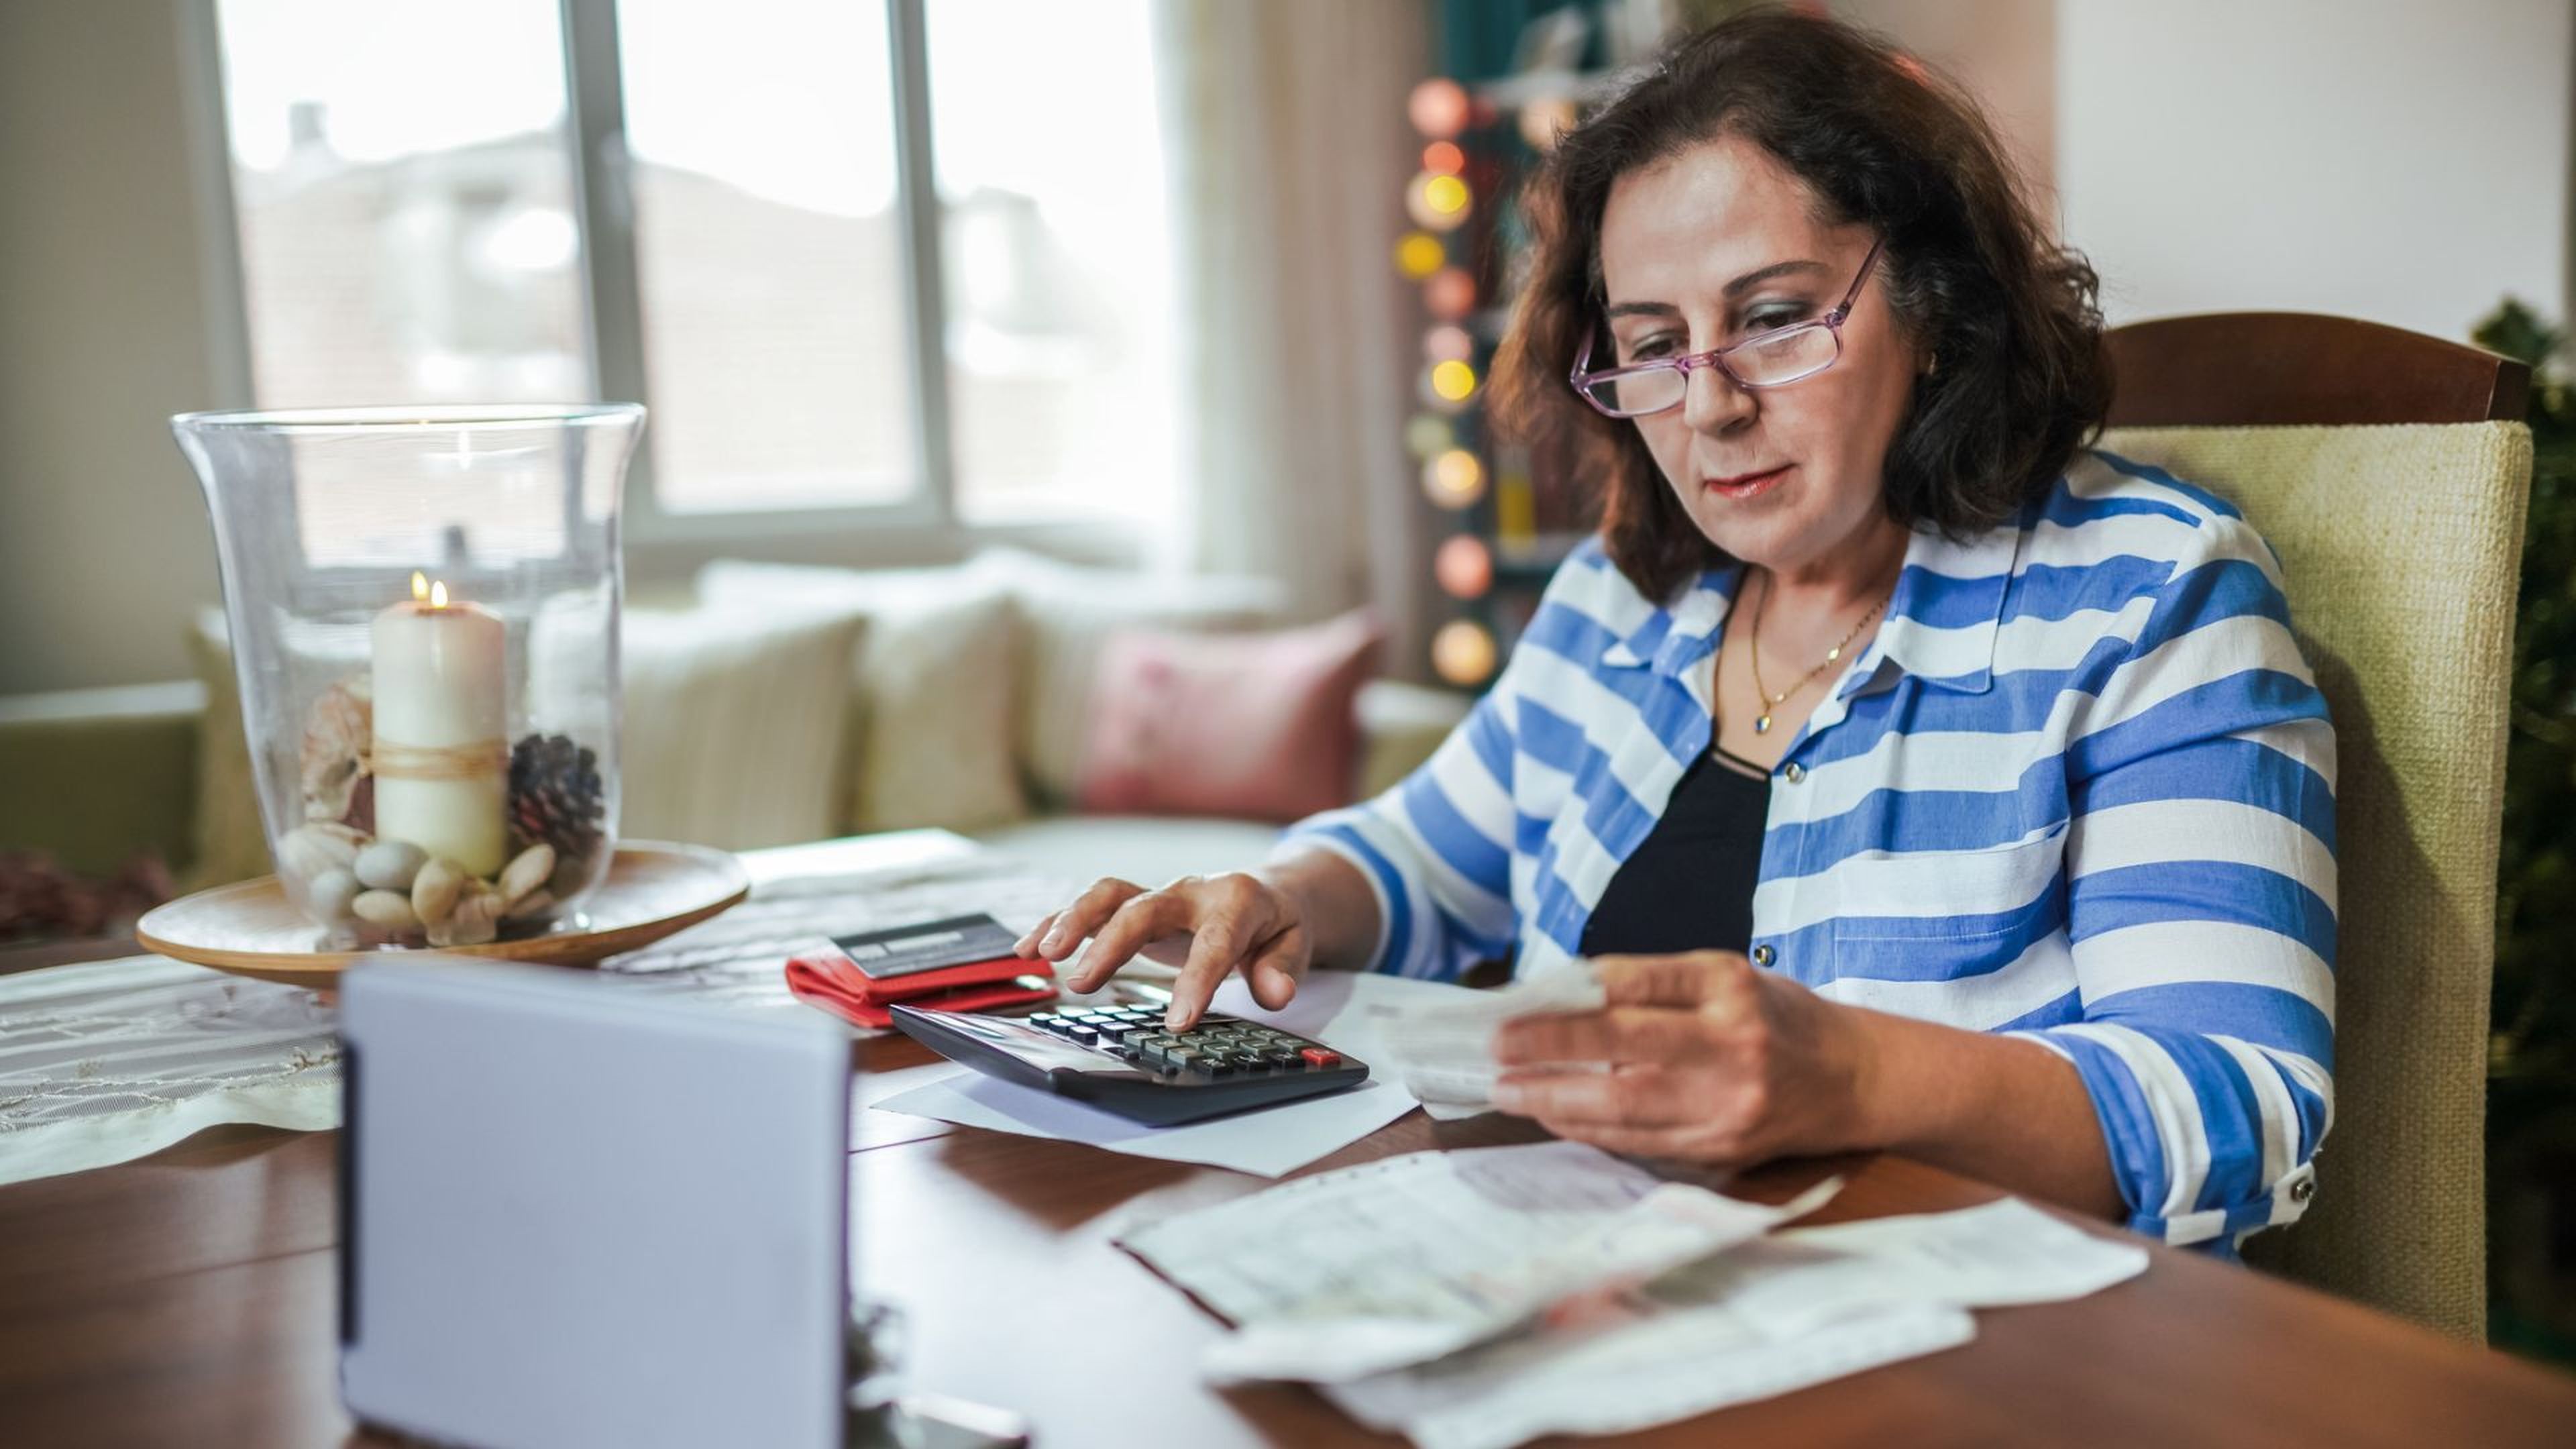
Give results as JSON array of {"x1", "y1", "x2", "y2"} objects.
[{"x1": 1568, "y1": 238, "x2": 1886, "y2": 418}]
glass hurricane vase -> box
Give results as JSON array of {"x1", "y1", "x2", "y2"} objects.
[{"x1": 172, "y1": 404, "x2": 644, "y2": 950}]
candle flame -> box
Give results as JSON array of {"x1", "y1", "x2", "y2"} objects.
[
  {"x1": 429, "y1": 580, "x2": 449, "y2": 608},
  {"x1": 411, "y1": 571, "x2": 429, "y2": 602}
]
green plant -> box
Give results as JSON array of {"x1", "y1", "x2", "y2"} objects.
[{"x1": 2474, "y1": 298, "x2": 2576, "y2": 1362}]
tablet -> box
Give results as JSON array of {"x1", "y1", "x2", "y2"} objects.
[{"x1": 339, "y1": 957, "x2": 853, "y2": 1449}]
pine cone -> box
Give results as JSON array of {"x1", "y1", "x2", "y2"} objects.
[{"x1": 506, "y1": 733, "x2": 606, "y2": 873}]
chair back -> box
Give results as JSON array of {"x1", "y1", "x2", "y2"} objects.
[{"x1": 2099, "y1": 311, "x2": 2534, "y2": 1339}]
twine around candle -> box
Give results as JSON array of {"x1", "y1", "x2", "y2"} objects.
[{"x1": 373, "y1": 738, "x2": 508, "y2": 782}]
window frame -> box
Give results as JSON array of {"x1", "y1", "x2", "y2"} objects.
[{"x1": 186, "y1": 0, "x2": 1148, "y2": 577}]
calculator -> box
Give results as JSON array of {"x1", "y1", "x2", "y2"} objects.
[{"x1": 888, "y1": 1002, "x2": 1371, "y2": 1126}]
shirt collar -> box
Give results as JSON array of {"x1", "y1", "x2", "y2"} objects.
[{"x1": 1595, "y1": 521, "x2": 2019, "y2": 696}]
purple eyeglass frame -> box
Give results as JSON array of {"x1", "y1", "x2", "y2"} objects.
[{"x1": 1568, "y1": 237, "x2": 1886, "y2": 417}]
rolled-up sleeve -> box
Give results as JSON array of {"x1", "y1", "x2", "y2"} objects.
[
  {"x1": 2012, "y1": 517, "x2": 2338, "y2": 1250},
  {"x1": 1277, "y1": 673, "x2": 1523, "y2": 983}
]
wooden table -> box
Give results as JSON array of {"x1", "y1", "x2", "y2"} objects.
[{"x1": 3, "y1": 970, "x2": 2574, "y2": 1444}]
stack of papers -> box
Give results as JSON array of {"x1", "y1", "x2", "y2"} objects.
[{"x1": 1117, "y1": 1143, "x2": 2148, "y2": 1449}]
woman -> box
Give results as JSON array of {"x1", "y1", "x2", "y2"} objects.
[{"x1": 1016, "y1": 11, "x2": 2334, "y2": 1254}]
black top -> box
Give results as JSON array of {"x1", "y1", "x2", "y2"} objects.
[{"x1": 1577, "y1": 745, "x2": 1772, "y2": 958}]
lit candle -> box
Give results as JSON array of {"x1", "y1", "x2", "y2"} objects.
[{"x1": 372, "y1": 572, "x2": 508, "y2": 877}]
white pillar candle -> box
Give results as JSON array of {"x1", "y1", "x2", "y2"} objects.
[{"x1": 372, "y1": 572, "x2": 509, "y2": 877}]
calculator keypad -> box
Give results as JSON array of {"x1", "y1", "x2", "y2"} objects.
[{"x1": 1024, "y1": 1006, "x2": 1329, "y2": 1080}]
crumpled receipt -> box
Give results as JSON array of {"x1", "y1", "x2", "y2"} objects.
[
  {"x1": 1115, "y1": 1140, "x2": 1839, "y2": 1385},
  {"x1": 1366, "y1": 960, "x2": 1607, "y2": 1119}
]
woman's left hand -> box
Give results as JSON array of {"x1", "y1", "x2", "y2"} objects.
[{"x1": 1488, "y1": 951, "x2": 1876, "y2": 1165}]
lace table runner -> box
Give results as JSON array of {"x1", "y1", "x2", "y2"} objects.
[{"x1": 0, "y1": 834, "x2": 1075, "y2": 1188}]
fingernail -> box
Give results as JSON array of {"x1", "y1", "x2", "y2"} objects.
[
  {"x1": 1040, "y1": 929, "x2": 1063, "y2": 953},
  {"x1": 1165, "y1": 1008, "x2": 1187, "y2": 1031}
]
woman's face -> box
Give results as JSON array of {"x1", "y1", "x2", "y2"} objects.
[{"x1": 1595, "y1": 133, "x2": 1923, "y2": 582}]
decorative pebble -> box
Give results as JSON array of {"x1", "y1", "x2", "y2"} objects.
[
  {"x1": 278, "y1": 824, "x2": 360, "y2": 884},
  {"x1": 432, "y1": 890, "x2": 500, "y2": 947},
  {"x1": 498, "y1": 843, "x2": 557, "y2": 908},
  {"x1": 410, "y1": 857, "x2": 466, "y2": 926},
  {"x1": 307, "y1": 868, "x2": 361, "y2": 923},
  {"x1": 352, "y1": 889, "x2": 420, "y2": 928},
  {"x1": 355, "y1": 839, "x2": 427, "y2": 892},
  {"x1": 502, "y1": 888, "x2": 555, "y2": 924}
]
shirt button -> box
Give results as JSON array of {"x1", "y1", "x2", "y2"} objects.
[
  {"x1": 1782, "y1": 763, "x2": 1805, "y2": 784},
  {"x1": 1750, "y1": 943, "x2": 1775, "y2": 967}
]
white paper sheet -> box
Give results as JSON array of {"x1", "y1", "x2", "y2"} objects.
[
  {"x1": 864, "y1": 971, "x2": 1472, "y2": 1177},
  {"x1": 1115, "y1": 1141, "x2": 1839, "y2": 1384},
  {"x1": 1365, "y1": 960, "x2": 1606, "y2": 1118},
  {"x1": 1317, "y1": 1195, "x2": 2149, "y2": 1449}
]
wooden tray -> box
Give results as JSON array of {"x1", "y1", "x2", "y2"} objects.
[{"x1": 134, "y1": 841, "x2": 751, "y2": 988}]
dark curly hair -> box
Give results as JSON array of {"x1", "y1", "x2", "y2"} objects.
[{"x1": 1490, "y1": 7, "x2": 2112, "y2": 602}]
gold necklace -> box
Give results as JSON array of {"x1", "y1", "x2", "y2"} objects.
[{"x1": 1745, "y1": 568, "x2": 1894, "y2": 735}]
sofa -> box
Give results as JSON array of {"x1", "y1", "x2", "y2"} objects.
[{"x1": 0, "y1": 547, "x2": 1470, "y2": 928}]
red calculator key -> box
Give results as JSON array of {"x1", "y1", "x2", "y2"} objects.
[{"x1": 1298, "y1": 1046, "x2": 1342, "y2": 1068}]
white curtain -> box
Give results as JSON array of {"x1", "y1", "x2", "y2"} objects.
[{"x1": 1154, "y1": 0, "x2": 1434, "y2": 667}]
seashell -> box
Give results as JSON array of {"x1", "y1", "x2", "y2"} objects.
[
  {"x1": 355, "y1": 839, "x2": 427, "y2": 892},
  {"x1": 299, "y1": 679, "x2": 373, "y2": 822},
  {"x1": 502, "y1": 888, "x2": 555, "y2": 924},
  {"x1": 431, "y1": 890, "x2": 501, "y2": 947},
  {"x1": 307, "y1": 868, "x2": 361, "y2": 923},
  {"x1": 411, "y1": 857, "x2": 466, "y2": 926},
  {"x1": 278, "y1": 824, "x2": 362, "y2": 885},
  {"x1": 498, "y1": 843, "x2": 557, "y2": 908},
  {"x1": 352, "y1": 889, "x2": 419, "y2": 928}
]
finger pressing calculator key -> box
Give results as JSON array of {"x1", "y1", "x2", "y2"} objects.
[{"x1": 888, "y1": 1004, "x2": 1371, "y2": 1126}]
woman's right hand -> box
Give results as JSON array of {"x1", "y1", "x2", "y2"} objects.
[{"x1": 1012, "y1": 872, "x2": 1313, "y2": 1031}]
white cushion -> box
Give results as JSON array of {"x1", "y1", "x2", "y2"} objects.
[
  {"x1": 610, "y1": 603, "x2": 870, "y2": 849},
  {"x1": 696, "y1": 560, "x2": 1028, "y2": 834}
]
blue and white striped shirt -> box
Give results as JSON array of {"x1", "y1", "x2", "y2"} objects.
[{"x1": 1283, "y1": 449, "x2": 2336, "y2": 1251}]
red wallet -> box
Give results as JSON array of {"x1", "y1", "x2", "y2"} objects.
[{"x1": 784, "y1": 914, "x2": 1059, "y2": 1030}]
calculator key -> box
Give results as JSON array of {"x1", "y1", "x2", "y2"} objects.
[
  {"x1": 1064, "y1": 1024, "x2": 1100, "y2": 1043},
  {"x1": 1298, "y1": 1047, "x2": 1342, "y2": 1067}
]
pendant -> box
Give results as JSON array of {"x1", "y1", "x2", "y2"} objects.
[{"x1": 1755, "y1": 714, "x2": 1772, "y2": 735}]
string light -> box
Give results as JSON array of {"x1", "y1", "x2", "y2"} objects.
[
  {"x1": 1435, "y1": 535, "x2": 1494, "y2": 600},
  {"x1": 1429, "y1": 360, "x2": 1478, "y2": 403},
  {"x1": 1423, "y1": 325, "x2": 1474, "y2": 364},
  {"x1": 1408, "y1": 77, "x2": 1470, "y2": 139},
  {"x1": 1421, "y1": 140, "x2": 1466, "y2": 176},
  {"x1": 1424, "y1": 266, "x2": 1477, "y2": 321},
  {"x1": 1431, "y1": 620, "x2": 1499, "y2": 686},
  {"x1": 1407, "y1": 172, "x2": 1472, "y2": 232},
  {"x1": 1422, "y1": 448, "x2": 1485, "y2": 508},
  {"x1": 1393, "y1": 231, "x2": 1446, "y2": 279},
  {"x1": 1404, "y1": 415, "x2": 1455, "y2": 460}
]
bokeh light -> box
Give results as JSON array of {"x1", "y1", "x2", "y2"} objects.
[
  {"x1": 1430, "y1": 360, "x2": 1478, "y2": 403},
  {"x1": 1423, "y1": 324, "x2": 1474, "y2": 364},
  {"x1": 1434, "y1": 535, "x2": 1494, "y2": 600},
  {"x1": 1421, "y1": 447, "x2": 1485, "y2": 507},
  {"x1": 1404, "y1": 414, "x2": 1454, "y2": 460},
  {"x1": 1424, "y1": 266, "x2": 1477, "y2": 321},
  {"x1": 1393, "y1": 231, "x2": 1445, "y2": 279},
  {"x1": 1407, "y1": 172, "x2": 1472, "y2": 232},
  {"x1": 1408, "y1": 77, "x2": 1470, "y2": 139},
  {"x1": 1431, "y1": 619, "x2": 1499, "y2": 686},
  {"x1": 1421, "y1": 140, "x2": 1466, "y2": 176}
]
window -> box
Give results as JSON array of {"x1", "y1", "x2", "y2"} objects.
[{"x1": 207, "y1": 0, "x2": 1180, "y2": 538}]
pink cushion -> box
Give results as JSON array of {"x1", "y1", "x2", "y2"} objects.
[{"x1": 1076, "y1": 609, "x2": 1385, "y2": 823}]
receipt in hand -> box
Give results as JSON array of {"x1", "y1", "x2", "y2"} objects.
[
  {"x1": 1115, "y1": 1140, "x2": 1838, "y2": 1385},
  {"x1": 1367, "y1": 961, "x2": 1607, "y2": 1118}
]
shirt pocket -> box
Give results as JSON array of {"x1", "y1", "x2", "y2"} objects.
[{"x1": 1826, "y1": 829, "x2": 2067, "y2": 981}]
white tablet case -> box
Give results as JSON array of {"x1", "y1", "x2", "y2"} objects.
[{"x1": 339, "y1": 958, "x2": 853, "y2": 1449}]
